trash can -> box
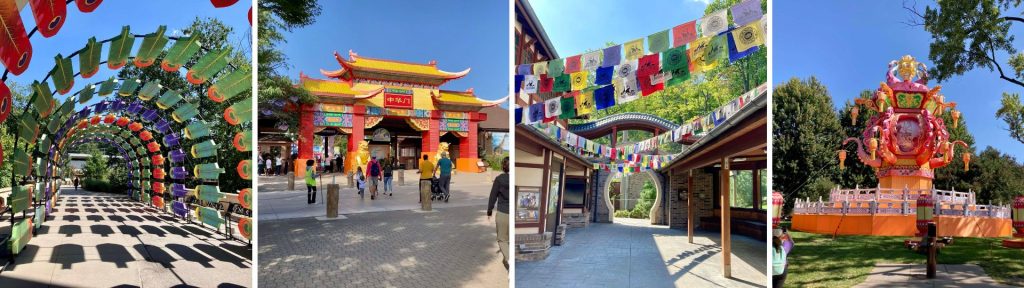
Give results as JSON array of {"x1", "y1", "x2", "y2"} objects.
[{"x1": 326, "y1": 184, "x2": 340, "y2": 218}]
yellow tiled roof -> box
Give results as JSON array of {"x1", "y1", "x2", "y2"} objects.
[
  {"x1": 332, "y1": 50, "x2": 470, "y2": 80},
  {"x1": 433, "y1": 90, "x2": 503, "y2": 107},
  {"x1": 300, "y1": 76, "x2": 379, "y2": 96}
]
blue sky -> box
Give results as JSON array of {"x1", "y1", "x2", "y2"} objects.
[
  {"x1": 6, "y1": 2, "x2": 251, "y2": 107},
  {"x1": 530, "y1": 0, "x2": 710, "y2": 56},
  {"x1": 276, "y1": 0, "x2": 509, "y2": 104},
  {"x1": 775, "y1": 1, "x2": 1024, "y2": 161}
]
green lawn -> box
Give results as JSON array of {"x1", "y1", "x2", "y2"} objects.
[{"x1": 786, "y1": 231, "x2": 1024, "y2": 287}]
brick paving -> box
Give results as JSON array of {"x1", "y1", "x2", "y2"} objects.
[
  {"x1": 0, "y1": 189, "x2": 253, "y2": 287},
  {"x1": 516, "y1": 218, "x2": 767, "y2": 288},
  {"x1": 258, "y1": 204, "x2": 507, "y2": 288}
]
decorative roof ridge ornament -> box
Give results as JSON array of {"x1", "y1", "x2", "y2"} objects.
[{"x1": 887, "y1": 55, "x2": 930, "y2": 92}]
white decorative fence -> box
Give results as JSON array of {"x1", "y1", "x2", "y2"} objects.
[{"x1": 792, "y1": 186, "x2": 1011, "y2": 219}]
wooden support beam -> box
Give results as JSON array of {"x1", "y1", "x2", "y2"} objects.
[
  {"x1": 687, "y1": 169, "x2": 694, "y2": 244},
  {"x1": 721, "y1": 157, "x2": 732, "y2": 278}
]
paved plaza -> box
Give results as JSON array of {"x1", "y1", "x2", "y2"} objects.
[
  {"x1": 854, "y1": 264, "x2": 1011, "y2": 288},
  {"x1": 0, "y1": 189, "x2": 253, "y2": 287},
  {"x1": 258, "y1": 204, "x2": 507, "y2": 288},
  {"x1": 516, "y1": 218, "x2": 767, "y2": 288},
  {"x1": 258, "y1": 170, "x2": 502, "y2": 220}
]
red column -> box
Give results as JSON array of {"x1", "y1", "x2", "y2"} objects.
[
  {"x1": 295, "y1": 104, "x2": 315, "y2": 178},
  {"x1": 422, "y1": 111, "x2": 440, "y2": 160},
  {"x1": 345, "y1": 105, "x2": 366, "y2": 173},
  {"x1": 457, "y1": 117, "x2": 479, "y2": 173}
]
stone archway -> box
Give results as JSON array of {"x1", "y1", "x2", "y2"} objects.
[{"x1": 593, "y1": 168, "x2": 668, "y2": 225}]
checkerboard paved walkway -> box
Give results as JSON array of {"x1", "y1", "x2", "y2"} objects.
[{"x1": 0, "y1": 189, "x2": 252, "y2": 287}]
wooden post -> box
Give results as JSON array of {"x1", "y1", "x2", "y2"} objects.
[
  {"x1": 688, "y1": 169, "x2": 694, "y2": 244},
  {"x1": 720, "y1": 157, "x2": 732, "y2": 278}
]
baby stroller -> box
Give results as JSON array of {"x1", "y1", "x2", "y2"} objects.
[{"x1": 430, "y1": 177, "x2": 449, "y2": 202}]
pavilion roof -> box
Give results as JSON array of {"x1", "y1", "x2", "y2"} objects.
[
  {"x1": 298, "y1": 73, "x2": 382, "y2": 98},
  {"x1": 431, "y1": 89, "x2": 506, "y2": 108},
  {"x1": 320, "y1": 50, "x2": 470, "y2": 86}
]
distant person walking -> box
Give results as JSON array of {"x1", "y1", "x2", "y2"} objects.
[
  {"x1": 355, "y1": 167, "x2": 366, "y2": 198},
  {"x1": 366, "y1": 156, "x2": 382, "y2": 200},
  {"x1": 305, "y1": 159, "x2": 317, "y2": 204},
  {"x1": 258, "y1": 154, "x2": 264, "y2": 176},
  {"x1": 436, "y1": 152, "x2": 453, "y2": 200},
  {"x1": 487, "y1": 157, "x2": 510, "y2": 270},
  {"x1": 73, "y1": 177, "x2": 80, "y2": 191},
  {"x1": 382, "y1": 158, "x2": 394, "y2": 197},
  {"x1": 418, "y1": 154, "x2": 434, "y2": 206}
]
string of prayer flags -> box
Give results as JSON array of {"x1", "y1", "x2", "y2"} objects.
[
  {"x1": 648, "y1": 29, "x2": 670, "y2": 53},
  {"x1": 731, "y1": 0, "x2": 763, "y2": 26},
  {"x1": 700, "y1": 9, "x2": 728, "y2": 37},
  {"x1": 623, "y1": 38, "x2": 645, "y2": 60},
  {"x1": 603, "y1": 45, "x2": 622, "y2": 67},
  {"x1": 673, "y1": 21, "x2": 697, "y2": 48}
]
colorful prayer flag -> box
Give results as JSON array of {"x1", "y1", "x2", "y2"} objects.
[
  {"x1": 575, "y1": 90, "x2": 596, "y2": 116},
  {"x1": 538, "y1": 75, "x2": 554, "y2": 93},
  {"x1": 648, "y1": 29, "x2": 670, "y2": 53},
  {"x1": 614, "y1": 77, "x2": 639, "y2": 104},
  {"x1": 528, "y1": 102, "x2": 544, "y2": 123},
  {"x1": 731, "y1": 20, "x2": 764, "y2": 53},
  {"x1": 533, "y1": 61, "x2": 549, "y2": 75},
  {"x1": 672, "y1": 21, "x2": 698, "y2": 47},
  {"x1": 728, "y1": 29, "x2": 760, "y2": 63},
  {"x1": 595, "y1": 66, "x2": 614, "y2": 85},
  {"x1": 514, "y1": 75, "x2": 524, "y2": 93},
  {"x1": 603, "y1": 45, "x2": 622, "y2": 67},
  {"x1": 690, "y1": 35, "x2": 727, "y2": 72},
  {"x1": 616, "y1": 60, "x2": 638, "y2": 79},
  {"x1": 515, "y1": 106, "x2": 523, "y2": 124},
  {"x1": 548, "y1": 58, "x2": 565, "y2": 77},
  {"x1": 523, "y1": 75, "x2": 539, "y2": 93},
  {"x1": 663, "y1": 45, "x2": 690, "y2": 86},
  {"x1": 565, "y1": 55, "x2": 582, "y2": 73},
  {"x1": 638, "y1": 73, "x2": 664, "y2": 96},
  {"x1": 544, "y1": 97, "x2": 561, "y2": 119},
  {"x1": 731, "y1": 0, "x2": 763, "y2": 26},
  {"x1": 570, "y1": 71, "x2": 589, "y2": 91},
  {"x1": 517, "y1": 64, "x2": 532, "y2": 75},
  {"x1": 623, "y1": 38, "x2": 645, "y2": 60},
  {"x1": 701, "y1": 9, "x2": 728, "y2": 37},
  {"x1": 559, "y1": 96, "x2": 576, "y2": 119},
  {"x1": 553, "y1": 74, "x2": 571, "y2": 92},
  {"x1": 594, "y1": 85, "x2": 615, "y2": 110},
  {"x1": 581, "y1": 50, "x2": 602, "y2": 71},
  {"x1": 637, "y1": 54, "x2": 661, "y2": 77}
]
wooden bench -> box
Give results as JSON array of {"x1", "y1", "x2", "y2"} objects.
[{"x1": 700, "y1": 216, "x2": 767, "y2": 240}]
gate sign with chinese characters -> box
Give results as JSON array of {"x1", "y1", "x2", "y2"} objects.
[{"x1": 383, "y1": 88, "x2": 413, "y2": 109}]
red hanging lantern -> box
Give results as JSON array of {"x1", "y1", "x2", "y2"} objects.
[
  {"x1": 0, "y1": 82, "x2": 12, "y2": 122},
  {"x1": 0, "y1": 1, "x2": 33, "y2": 75},
  {"x1": 210, "y1": 0, "x2": 239, "y2": 8},
  {"x1": 76, "y1": 0, "x2": 103, "y2": 13},
  {"x1": 29, "y1": 0, "x2": 67, "y2": 38}
]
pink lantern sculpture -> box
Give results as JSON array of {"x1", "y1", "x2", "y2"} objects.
[{"x1": 1014, "y1": 196, "x2": 1024, "y2": 238}]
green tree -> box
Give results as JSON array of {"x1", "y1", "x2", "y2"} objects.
[
  {"x1": 257, "y1": 0, "x2": 320, "y2": 136},
  {"x1": 932, "y1": 110, "x2": 980, "y2": 191},
  {"x1": 972, "y1": 146, "x2": 1024, "y2": 203},
  {"x1": 772, "y1": 77, "x2": 844, "y2": 214},
  {"x1": 83, "y1": 148, "x2": 109, "y2": 181}
]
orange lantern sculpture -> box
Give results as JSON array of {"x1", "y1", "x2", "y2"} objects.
[{"x1": 842, "y1": 55, "x2": 968, "y2": 190}]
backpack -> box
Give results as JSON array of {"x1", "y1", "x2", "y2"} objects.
[{"x1": 369, "y1": 160, "x2": 381, "y2": 176}]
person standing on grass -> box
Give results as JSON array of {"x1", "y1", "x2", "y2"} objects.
[
  {"x1": 305, "y1": 159, "x2": 317, "y2": 204},
  {"x1": 436, "y1": 152, "x2": 453, "y2": 199},
  {"x1": 772, "y1": 232, "x2": 788, "y2": 287},
  {"x1": 418, "y1": 154, "x2": 434, "y2": 204},
  {"x1": 487, "y1": 157, "x2": 510, "y2": 270},
  {"x1": 365, "y1": 156, "x2": 382, "y2": 200},
  {"x1": 382, "y1": 158, "x2": 394, "y2": 197}
]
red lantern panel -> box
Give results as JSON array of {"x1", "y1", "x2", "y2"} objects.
[
  {"x1": 0, "y1": 1, "x2": 32, "y2": 75},
  {"x1": 29, "y1": 0, "x2": 67, "y2": 38}
]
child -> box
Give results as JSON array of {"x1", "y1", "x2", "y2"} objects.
[
  {"x1": 305, "y1": 159, "x2": 317, "y2": 204},
  {"x1": 356, "y1": 167, "x2": 366, "y2": 199}
]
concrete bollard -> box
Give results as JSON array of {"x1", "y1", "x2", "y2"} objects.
[
  {"x1": 347, "y1": 173, "x2": 354, "y2": 188},
  {"x1": 326, "y1": 184, "x2": 340, "y2": 218},
  {"x1": 288, "y1": 173, "x2": 295, "y2": 190},
  {"x1": 420, "y1": 180, "x2": 432, "y2": 211},
  {"x1": 397, "y1": 169, "x2": 405, "y2": 186}
]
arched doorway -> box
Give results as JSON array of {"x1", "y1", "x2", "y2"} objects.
[{"x1": 596, "y1": 169, "x2": 667, "y2": 225}]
